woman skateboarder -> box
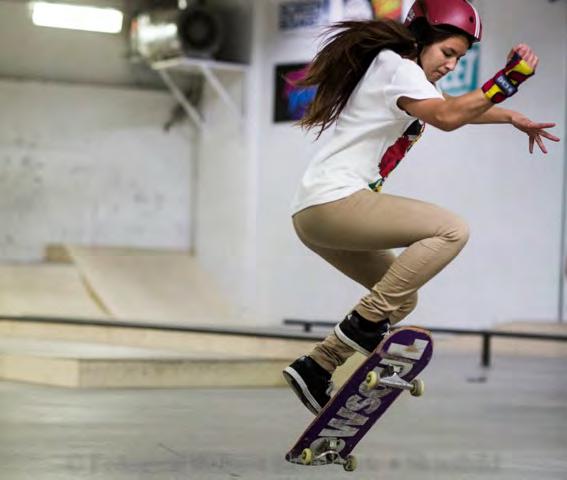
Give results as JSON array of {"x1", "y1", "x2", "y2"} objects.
[{"x1": 283, "y1": 0, "x2": 560, "y2": 415}]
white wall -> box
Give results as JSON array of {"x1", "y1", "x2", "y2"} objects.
[
  {"x1": 191, "y1": 0, "x2": 256, "y2": 321},
  {"x1": 0, "y1": 79, "x2": 194, "y2": 261},
  {"x1": 386, "y1": 0, "x2": 566, "y2": 327},
  {"x1": 194, "y1": 76, "x2": 253, "y2": 320},
  {"x1": 0, "y1": 0, "x2": 195, "y2": 261},
  {"x1": 1, "y1": 0, "x2": 564, "y2": 329},
  {"x1": 246, "y1": 0, "x2": 567, "y2": 328},
  {"x1": 254, "y1": 0, "x2": 358, "y2": 322},
  {"x1": 0, "y1": 0, "x2": 160, "y2": 88}
]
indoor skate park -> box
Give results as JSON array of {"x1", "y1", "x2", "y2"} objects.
[{"x1": 0, "y1": 0, "x2": 566, "y2": 479}]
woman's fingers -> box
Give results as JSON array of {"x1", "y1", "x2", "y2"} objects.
[
  {"x1": 517, "y1": 116, "x2": 560, "y2": 153},
  {"x1": 513, "y1": 45, "x2": 539, "y2": 67},
  {"x1": 523, "y1": 52, "x2": 537, "y2": 69},
  {"x1": 539, "y1": 131, "x2": 561, "y2": 142},
  {"x1": 535, "y1": 135, "x2": 548, "y2": 154}
]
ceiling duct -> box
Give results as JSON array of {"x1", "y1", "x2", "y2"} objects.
[{"x1": 130, "y1": 0, "x2": 223, "y2": 62}]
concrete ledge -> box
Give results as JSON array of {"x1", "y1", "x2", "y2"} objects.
[
  {"x1": 78, "y1": 358, "x2": 292, "y2": 388},
  {"x1": 0, "y1": 351, "x2": 361, "y2": 389},
  {"x1": 1, "y1": 354, "x2": 79, "y2": 387},
  {"x1": 0, "y1": 329, "x2": 364, "y2": 388},
  {"x1": 0, "y1": 354, "x2": 292, "y2": 388},
  {"x1": 0, "y1": 319, "x2": 317, "y2": 359},
  {"x1": 0, "y1": 336, "x2": 295, "y2": 388}
]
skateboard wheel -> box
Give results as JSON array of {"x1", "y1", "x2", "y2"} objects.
[
  {"x1": 365, "y1": 371, "x2": 379, "y2": 389},
  {"x1": 343, "y1": 455, "x2": 357, "y2": 472},
  {"x1": 301, "y1": 448, "x2": 313, "y2": 465},
  {"x1": 410, "y1": 378, "x2": 425, "y2": 397}
]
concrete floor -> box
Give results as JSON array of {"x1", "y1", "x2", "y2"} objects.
[{"x1": 1, "y1": 353, "x2": 566, "y2": 480}]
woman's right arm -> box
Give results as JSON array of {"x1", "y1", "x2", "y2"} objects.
[
  {"x1": 398, "y1": 44, "x2": 538, "y2": 132},
  {"x1": 398, "y1": 90, "x2": 493, "y2": 132}
]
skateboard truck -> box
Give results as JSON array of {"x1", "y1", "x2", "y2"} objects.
[
  {"x1": 365, "y1": 366, "x2": 425, "y2": 397},
  {"x1": 301, "y1": 439, "x2": 358, "y2": 471}
]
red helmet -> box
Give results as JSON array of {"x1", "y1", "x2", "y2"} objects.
[{"x1": 404, "y1": 0, "x2": 482, "y2": 43}]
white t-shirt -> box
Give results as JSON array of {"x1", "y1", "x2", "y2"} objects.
[{"x1": 291, "y1": 49, "x2": 444, "y2": 215}]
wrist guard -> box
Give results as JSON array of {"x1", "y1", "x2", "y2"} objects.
[{"x1": 482, "y1": 53, "x2": 535, "y2": 104}]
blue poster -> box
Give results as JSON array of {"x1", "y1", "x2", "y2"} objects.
[
  {"x1": 438, "y1": 43, "x2": 481, "y2": 96},
  {"x1": 274, "y1": 63, "x2": 317, "y2": 122},
  {"x1": 279, "y1": 0, "x2": 330, "y2": 31}
]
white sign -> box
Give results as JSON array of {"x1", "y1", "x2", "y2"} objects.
[{"x1": 279, "y1": 0, "x2": 331, "y2": 31}]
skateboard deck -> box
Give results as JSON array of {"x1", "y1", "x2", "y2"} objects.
[{"x1": 285, "y1": 326, "x2": 433, "y2": 471}]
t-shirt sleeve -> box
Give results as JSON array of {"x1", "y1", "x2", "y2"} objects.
[{"x1": 383, "y1": 60, "x2": 444, "y2": 118}]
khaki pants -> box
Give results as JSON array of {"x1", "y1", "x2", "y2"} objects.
[{"x1": 292, "y1": 189, "x2": 470, "y2": 373}]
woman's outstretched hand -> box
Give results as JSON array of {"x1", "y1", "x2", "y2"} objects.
[
  {"x1": 510, "y1": 114, "x2": 560, "y2": 154},
  {"x1": 508, "y1": 44, "x2": 538, "y2": 72}
]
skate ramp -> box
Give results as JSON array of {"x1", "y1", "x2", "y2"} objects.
[
  {"x1": 64, "y1": 245, "x2": 237, "y2": 327},
  {"x1": 0, "y1": 264, "x2": 106, "y2": 319}
]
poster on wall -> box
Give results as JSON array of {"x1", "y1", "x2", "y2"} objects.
[
  {"x1": 279, "y1": 0, "x2": 331, "y2": 31},
  {"x1": 370, "y1": 0, "x2": 403, "y2": 20},
  {"x1": 274, "y1": 63, "x2": 317, "y2": 123},
  {"x1": 438, "y1": 43, "x2": 480, "y2": 96},
  {"x1": 343, "y1": 0, "x2": 403, "y2": 21},
  {"x1": 343, "y1": 0, "x2": 373, "y2": 20}
]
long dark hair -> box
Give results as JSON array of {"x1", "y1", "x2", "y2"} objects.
[{"x1": 297, "y1": 15, "x2": 474, "y2": 138}]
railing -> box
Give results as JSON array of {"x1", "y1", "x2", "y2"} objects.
[
  {"x1": 2, "y1": 315, "x2": 565, "y2": 369},
  {"x1": 283, "y1": 319, "x2": 567, "y2": 368}
]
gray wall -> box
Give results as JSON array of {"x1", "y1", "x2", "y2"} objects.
[
  {"x1": 0, "y1": 0, "x2": 158, "y2": 87},
  {"x1": 0, "y1": 0, "x2": 195, "y2": 260},
  {"x1": 0, "y1": 79, "x2": 194, "y2": 260}
]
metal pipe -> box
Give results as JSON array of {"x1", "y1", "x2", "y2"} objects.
[
  {"x1": 560, "y1": 144, "x2": 566, "y2": 323},
  {"x1": 559, "y1": 20, "x2": 567, "y2": 323},
  {"x1": 558, "y1": 30, "x2": 567, "y2": 323},
  {"x1": 481, "y1": 334, "x2": 491, "y2": 368},
  {"x1": 157, "y1": 69, "x2": 203, "y2": 129}
]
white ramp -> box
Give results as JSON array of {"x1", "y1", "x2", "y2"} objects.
[
  {"x1": 65, "y1": 245, "x2": 237, "y2": 327},
  {"x1": 0, "y1": 264, "x2": 106, "y2": 319}
]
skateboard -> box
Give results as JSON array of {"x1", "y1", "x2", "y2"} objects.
[{"x1": 285, "y1": 326, "x2": 433, "y2": 472}]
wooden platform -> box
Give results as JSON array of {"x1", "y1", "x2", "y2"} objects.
[
  {"x1": 0, "y1": 337, "x2": 291, "y2": 388},
  {"x1": 0, "y1": 319, "x2": 363, "y2": 388}
]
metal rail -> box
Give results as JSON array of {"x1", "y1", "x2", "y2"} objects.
[
  {"x1": 283, "y1": 319, "x2": 567, "y2": 368},
  {"x1": 559, "y1": 31, "x2": 567, "y2": 323},
  {"x1": 1, "y1": 315, "x2": 565, "y2": 369},
  {"x1": 0, "y1": 315, "x2": 321, "y2": 342}
]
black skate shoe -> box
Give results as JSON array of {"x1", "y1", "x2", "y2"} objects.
[
  {"x1": 283, "y1": 356, "x2": 334, "y2": 415},
  {"x1": 334, "y1": 311, "x2": 390, "y2": 356}
]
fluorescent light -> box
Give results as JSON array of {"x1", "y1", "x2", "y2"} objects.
[{"x1": 31, "y1": 2, "x2": 123, "y2": 34}]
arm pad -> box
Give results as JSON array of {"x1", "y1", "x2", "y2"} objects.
[{"x1": 482, "y1": 53, "x2": 535, "y2": 104}]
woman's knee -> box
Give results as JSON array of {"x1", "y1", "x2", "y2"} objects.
[
  {"x1": 390, "y1": 292, "x2": 419, "y2": 325},
  {"x1": 440, "y1": 215, "x2": 470, "y2": 249},
  {"x1": 404, "y1": 292, "x2": 419, "y2": 315}
]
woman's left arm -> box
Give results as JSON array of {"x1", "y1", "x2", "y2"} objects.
[{"x1": 443, "y1": 93, "x2": 561, "y2": 154}]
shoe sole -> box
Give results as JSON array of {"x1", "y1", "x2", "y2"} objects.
[{"x1": 282, "y1": 367, "x2": 322, "y2": 416}]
